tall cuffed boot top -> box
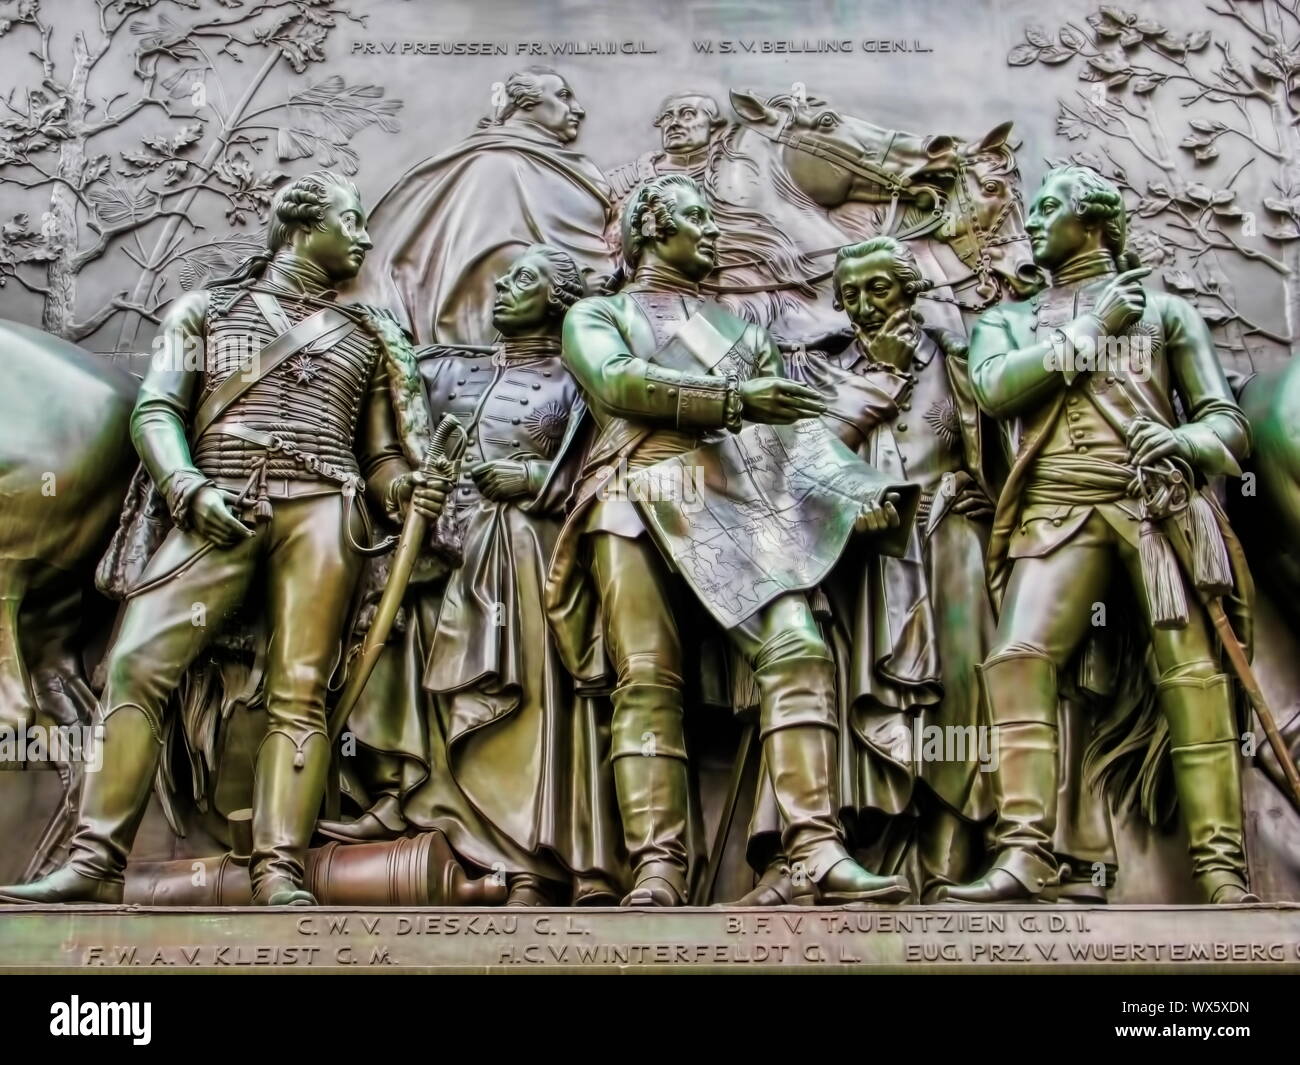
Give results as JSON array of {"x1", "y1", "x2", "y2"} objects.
[
  {"x1": 938, "y1": 650, "x2": 1060, "y2": 903},
  {"x1": 1159, "y1": 667, "x2": 1258, "y2": 905},
  {"x1": 609, "y1": 682, "x2": 689, "y2": 906},
  {"x1": 0, "y1": 704, "x2": 162, "y2": 905},
  {"x1": 754, "y1": 655, "x2": 910, "y2": 904},
  {"x1": 250, "y1": 730, "x2": 330, "y2": 906}
]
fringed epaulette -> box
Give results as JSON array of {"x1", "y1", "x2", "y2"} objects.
[
  {"x1": 346, "y1": 302, "x2": 463, "y2": 568},
  {"x1": 347, "y1": 303, "x2": 433, "y2": 468}
]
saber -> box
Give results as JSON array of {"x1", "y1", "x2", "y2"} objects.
[{"x1": 329, "y1": 413, "x2": 467, "y2": 746}]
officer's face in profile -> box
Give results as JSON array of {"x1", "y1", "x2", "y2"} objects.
[
  {"x1": 1026, "y1": 173, "x2": 1092, "y2": 271},
  {"x1": 298, "y1": 184, "x2": 372, "y2": 282},
  {"x1": 527, "y1": 75, "x2": 586, "y2": 143},
  {"x1": 835, "y1": 251, "x2": 909, "y2": 337},
  {"x1": 492, "y1": 250, "x2": 554, "y2": 335},
  {"x1": 655, "y1": 187, "x2": 720, "y2": 280}
]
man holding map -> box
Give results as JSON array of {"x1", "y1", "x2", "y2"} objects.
[{"x1": 544, "y1": 174, "x2": 918, "y2": 906}]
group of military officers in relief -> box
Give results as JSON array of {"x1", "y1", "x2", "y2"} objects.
[{"x1": 0, "y1": 67, "x2": 1260, "y2": 909}]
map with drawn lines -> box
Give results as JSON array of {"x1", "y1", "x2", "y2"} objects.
[{"x1": 628, "y1": 419, "x2": 915, "y2": 628}]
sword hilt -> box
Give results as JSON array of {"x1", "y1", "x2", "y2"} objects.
[{"x1": 421, "y1": 413, "x2": 468, "y2": 478}]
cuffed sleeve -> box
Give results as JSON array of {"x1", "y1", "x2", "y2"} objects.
[
  {"x1": 1162, "y1": 294, "x2": 1250, "y2": 477},
  {"x1": 357, "y1": 360, "x2": 414, "y2": 515},
  {"x1": 561, "y1": 297, "x2": 738, "y2": 430},
  {"x1": 130, "y1": 290, "x2": 209, "y2": 524}
]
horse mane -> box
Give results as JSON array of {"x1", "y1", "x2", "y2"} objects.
[
  {"x1": 702, "y1": 123, "x2": 822, "y2": 324},
  {"x1": 962, "y1": 138, "x2": 1019, "y2": 178}
]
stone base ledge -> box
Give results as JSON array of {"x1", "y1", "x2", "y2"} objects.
[{"x1": 1, "y1": 903, "x2": 1298, "y2": 973}]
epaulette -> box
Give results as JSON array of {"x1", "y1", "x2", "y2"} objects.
[{"x1": 206, "y1": 283, "x2": 247, "y2": 318}]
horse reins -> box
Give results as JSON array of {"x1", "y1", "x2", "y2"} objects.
[{"x1": 701, "y1": 125, "x2": 1029, "y2": 311}]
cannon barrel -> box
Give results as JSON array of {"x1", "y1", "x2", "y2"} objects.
[{"x1": 124, "y1": 812, "x2": 507, "y2": 906}]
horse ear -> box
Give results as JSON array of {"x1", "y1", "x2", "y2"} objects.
[
  {"x1": 730, "y1": 89, "x2": 775, "y2": 125},
  {"x1": 924, "y1": 134, "x2": 956, "y2": 159},
  {"x1": 978, "y1": 121, "x2": 1015, "y2": 152}
]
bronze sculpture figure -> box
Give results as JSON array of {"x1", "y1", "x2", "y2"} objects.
[
  {"x1": 545, "y1": 174, "x2": 918, "y2": 906},
  {"x1": 605, "y1": 92, "x2": 727, "y2": 221},
  {"x1": 347, "y1": 68, "x2": 616, "y2": 346},
  {"x1": 0, "y1": 172, "x2": 446, "y2": 906},
  {"x1": 322, "y1": 244, "x2": 626, "y2": 906},
  {"x1": 939, "y1": 166, "x2": 1258, "y2": 905},
  {"x1": 743, "y1": 236, "x2": 1000, "y2": 904}
]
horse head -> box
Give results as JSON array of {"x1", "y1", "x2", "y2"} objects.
[
  {"x1": 728, "y1": 91, "x2": 1040, "y2": 311},
  {"x1": 941, "y1": 122, "x2": 1042, "y2": 307},
  {"x1": 729, "y1": 88, "x2": 959, "y2": 214}
]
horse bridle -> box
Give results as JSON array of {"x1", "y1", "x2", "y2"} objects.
[
  {"x1": 923, "y1": 152, "x2": 1029, "y2": 312},
  {"x1": 703, "y1": 109, "x2": 1029, "y2": 311}
]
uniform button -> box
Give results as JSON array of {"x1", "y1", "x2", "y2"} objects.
[
  {"x1": 457, "y1": 379, "x2": 466, "y2": 385},
  {"x1": 647, "y1": 384, "x2": 656, "y2": 394},
  {"x1": 1076, "y1": 445, "x2": 1088, "y2": 453},
  {"x1": 448, "y1": 392, "x2": 457, "y2": 399},
  {"x1": 1052, "y1": 518, "x2": 1062, "y2": 526},
  {"x1": 532, "y1": 383, "x2": 541, "y2": 390},
  {"x1": 512, "y1": 417, "x2": 521, "y2": 424},
  {"x1": 667, "y1": 388, "x2": 677, "y2": 397},
  {"x1": 520, "y1": 398, "x2": 529, "y2": 405},
  {"x1": 471, "y1": 366, "x2": 480, "y2": 372},
  {"x1": 899, "y1": 402, "x2": 911, "y2": 411},
  {"x1": 543, "y1": 371, "x2": 552, "y2": 377},
  {"x1": 1105, "y1": 375, "x2": 1116, "y2": 383},
  {"x1": 897, "y1": 423, "x2": 907, "y2": 432}
]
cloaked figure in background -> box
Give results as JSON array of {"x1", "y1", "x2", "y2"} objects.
[{"x1": 346, "y1": 68, "x2": 616, "y2": 347}]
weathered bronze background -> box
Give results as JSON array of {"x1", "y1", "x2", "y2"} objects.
[{"x1": 1, "y1": 0, "x2": 1299, "y2": 968}]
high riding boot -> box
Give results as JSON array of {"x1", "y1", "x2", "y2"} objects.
[
  {"x1": 250, "y1": 730, "x2": 330, "y2": 906},
  {"x1": 610, "y1": 683, "x2": 690, "y2": 907},
  {"x1": 0, "y1": 706, "x2": 161, "y2": 904},
  {"x1": 763, "y1": 723, "x2": 912, "y2": 903},
  {"x1": 753, "y1": 654, "x2": 910, "y2": 904},
  {"x1": 735, "y1": 853, "x2": 795, "y2": 906},
  {"x1": 938, "y1": 651, "x2": 1061, "y2": 903},
  {"x1": 612, "y1": 752, "x2": 690, "y2": 906},
  {"x1": 1160, "y1": 668, "x2": 1258, "y2": 904}
]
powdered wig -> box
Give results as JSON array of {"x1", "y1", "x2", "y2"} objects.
[
  {"x1": 266, "y1": 171, "x2": 359, "y2": 254},
  {"x1": 479, "y1": 67, "x2": 567, "y2": 127},
  {"x1": 620, "y1": 173, "x2": 706, "y2": 269},
  {"x1": 1043, "y1": 165, "x2": 1140, "y2": 269},
  {"x1": 832, "y1": 236, "x2": 931, "y2": 309},
  {"x1": 523, "y1": 243, "x2": 586, "y2": 316}
]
